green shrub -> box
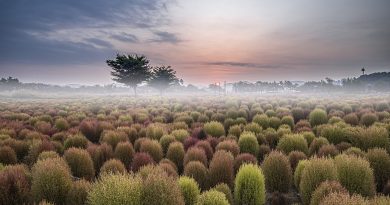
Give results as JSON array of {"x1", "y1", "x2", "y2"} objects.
[
  {"x1": 277, "y1": 134, "x2": 309, "y2": 155},
  {"x1": 317, "y1": 144, "x2": 339, "y2": 158},
  {"x1": 87, "y1": 173, "x2": 142, "y2": 205},
  {"x1": 159, "y1": 134, "x2": 176, "y2": 154},
  {"x1": 302, "y1": 132, "x2": 316, "y2": 146},
  {"x1": 140, "y1": 139, "x2": 164, "y2": 162},
  {"x1": 209, "y1": 150, "x2": 234, "y2": 188},
  {"x1": 64, "y1": 134, "x2": 88, "y2": 150},
  {"x1": 184, "y1": 161, "x2": 209, "y2": 190},
  {"x1": 234, "y1": 164, "x2": 266, "y2": 205},
  {"x1": 309, "y1": 137, "x2": 329, "y2": 156},
  {"x1": 299, "y1": 158, "x2": 338, "y2": 205},
  {"x1": 281, "y1": 115, "x2": 295, "y2": 129},
  {"x1": 370, "y1": 196, "x2": 390, "y2": 205},
  {"x1": 252, "y1": 114, "x2": 270, "y2": 129},
  {"x1": 294, "y1": 159, "x2": 308, "y2": 189},
  {"x1": 244, "y1": 122, "x2": 262, "y2": 134},
  {"x1": 184, "y1": 147, "x2": 208, "y2": 167},
  {"x1": 366, "y1": 148, "x2": 390, "y2": 192},
  {"x1": 214, "y1": 183, "x2": 233, "y2": 205},
  {"x1": 335, "y1": 154, "x2": 375, "y2": 197},
  {"x1": 362, "y1": 127, "x2": 389, "y2": 151},
  {"x1": 0, "y1": 145, "x2": 17, "y2": 165},
  {"x1": 318, "y1": 192, "x2": 367, "y2": 205},
  {"x1": 178, "y1": 176, "x2": 201, "y2": 205},
  {"x1": 204, "y1": 121, "x2": 225, "y2": 138},
  {"x1": 262, "y1": 151, "x2": 292, "y2": 193},
  {"x1": 288, "y1": 151, "x2": 307, "y2": 170},
  {"x1": 215, "y1": 139, "x2": 240, "y2": 157},
  {"x1": 166, "y1": 142, "x2": 185, "y2": 172},
  {"x1": 309, "y1": 109, "x2": 328, "y2": 127},
  {"x1": 31, "y1": 158, "x2": 72, "y2": 205},
  {"x1": 100, "y1": 130, "x2": 128, "y2": 149},
  {"x1": 146, "y1": 124, "x2": 166, "y2": 140},
  {"x1": 114, "y1": 141, "x2": 134, "y2": 168},
  {"x1": 196, "y1": 190, "x2": 229, "y2": 205},
  {"x1": 67, "y1": 179, "x2": 91, "y2": 205},
  {"x1": 141, "y1": 168, "x2": 185, "y2": 205},
  {"x1": 100, "y1": 159, "x2": 126, "y2": 175},
  {"x1": 228, "y1": 125, "x2": 242, "y2": 138},
  {"x1": 172, "y1": 129, "x2": 190, "y2": 142},
  {"x1": 64, "y1": 147, "x2": 95, "y2": 180},
  {"x1": 343, "y1": 113, "x2": 359, "y2": 126},
  {"x1": 238, "y1": 132, "x2": 259, "y2": 157},
  {"x1": 55, "y1": 118, "x2": 69, "y2": 131},
  {"x1": 343, "y1": 147, "x2": 366, "y2": 158},
  {"x1": 361, "y1": 113, "x2": 378, "y2": 127},
  {"x1": 319, "y1": 125, "x2": 347, "y2": 144},
  {"x1": 269, "y1": 117, "x2": 281, "y2": 129},
  {"x1": 37, "y1": 151, "x2": 59, "y2": 161},
  {"x1": 0, "y1": 164, "x2": 31, "y2": 205},
  {"x1": 310, "y1": 180, "x2": 347, "y2": 205}
]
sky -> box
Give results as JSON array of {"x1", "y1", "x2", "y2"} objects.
[{"x1": 0, "y1": 0, "x2": 389, "y2": 86}]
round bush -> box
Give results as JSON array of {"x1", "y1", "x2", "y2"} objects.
[
  {"x1": 335, "y1": 154, "x2": 375, "y2": 197},
  {"x1": 166, "y1": 142, "x2": 185, "y2": 172},
  {"x1": 183, "y1": 137, "x2": 199, "y2": 151},
  {"x1": 343, "y1": 113, "x2": 359, "y2": 126},
  {"x1": 269, "y1": 117, "x2": 281, "y2": 129},
  {"x1": 196, "y1": 190, "x2": 229, "y2": 205},
  {"x1": 184, "y1": 147, "x2": 208, "y2": 167},
  {"x1": 319, "y1": 125, "x2": 347, "y2": 144},
  {"x1": 145, "y1": 124, "x2": 166, "y2": 140},
  {"x1": 159, "y1": 134, "x2": 176, "y2": 154},
  {"x1": 228, "y1": 125, "x2": 242, "y2": 138},
  {"x1": 216, "y1": 140, "x2": 240, "y2": 157},
  {"x1": 360, "y1": 112, "x2": 378, "y2": 127},
  {"x1": 67, "y1": 179, "x2": 91, "y2": 205},
  {"x1": 234, "y1": 153, "x2": 258, "y2": 174},
  {"x1": 214, "y1": 183, "x2": 233, "y2": 205},
  {"x1": 288, "y1": 151, "x2": 307, "y2": 170},
  {"x1": 208, "y1": 150, "x2": 234, "y2": 188},
  {"x1": 184, "y1": 161, "x2": 209, "y2": 191},
  {"x1": 258, "y1": 144, "x2": 271, "y2": 162},
  {"x1": 100, "y1": 159, "x2": 126, "y2": 175},
  {"x1": 0, "y1": 164, "x2": 31, "y2": 205},
  {"x1": 140, "y1": 139, "x2": 163, "y2": 163},
  {"x1": 203, "y1": 121, "x2": 225, "y2": 138},
  {"x1": 366, "y1": 148, "x2": 390, "y2": 192},
  {"x1": 281, "y1": 115, "x2": 295, "y2": 129},
  {"x1": 309, "y1": 137, "x2": 330, "y2": 156},
  {"x1": 0, "y1": 145, "x2": 17, "y2": 165},
  {"x1": 309, "y1": 109, "x2": 328, "y2": 127},
  {"x1": 317, "y1": 144, "x2": 339, "y2": 158},
  {"x1": 343, "y1": 147, "x2": 366, "y2": 158},
  {"x1": 140, "y1": 169, "x2": 185, "y2": 205},
  {"x1": 310, "y1": 180, "x2": 347, "y2": 205},
  {"x1": 87, "y1": 173, "x2": 142, "y2": 205},
  {"x1": 178, "y1": 176, "x2": 200, "y2": 205},
  {"x1": 277, "y1": 134, "x2": 309, "y2": 155},
  {"x1": 234, "y1": 164, "x2": 266, "y2": 205},
  {"x1": 244, "y1": 122, "x2": 262, "y2": 134},
  {"x1": 171, "y1": 129, "x2": 189, "y2": 142},
  {"x1": 131, "y1": 152, "x2": 156, "y2": 172},
  {"x1": 238, "y1": 132, "x2": 259, "y2": 157},
  {"x1": 100, "y1": 130, "x2": 128, "y2": 149},
  {"x1": 31, "y1": 158, "x2": 72, "y2": 205},
  {"x1": 318, "y1": 192, "x2": 367, "y2": 205},
  {"x1": 114, "y1": 141, "x2": 134, "y2": 168},
  {"x1": 299, "y1": 158, "x2": 338, "y2": 205},
  {"x1": 262, "y1": 151, "x2": 292, "y2": 193},
  {"x1": 64, "y1": 147, "x2": 95, "y2": 180},
  {"x1": 64, "y1": 134, "x2": 88, "y2": 150},
  {"x1": 294, "y1": 159, "x2": 308, "y2": 189},
  {"x1": 89, "y1": 143, "x2": 114, "y2": 172},
  {"x1": 55, "y1": 118, "x2": 69, "y2": 131},
  {"x1": 253, "y1": 114, "x2": 270, "y2": 129}
]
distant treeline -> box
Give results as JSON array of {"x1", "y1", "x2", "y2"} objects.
[{"x1": 1, "y1": 72, "x2": 390, "y2": 94}]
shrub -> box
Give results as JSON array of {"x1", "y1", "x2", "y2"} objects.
[
  {"x1": 294, "y1": 159, "x2": 308, "y2": 189},
  {"x1": 214, "y1": 183, "x2": 233, "y2": 205},
  {"x1": 196, "y1": 141, "x2": 214, "y2": 161},
  {"x1": 146, "y1": 124, "x2": 166, "y2": 140},
  {"x1": 238, "y1": 132, "x2": 259, "y2": 157},
  {"x1": 343, "y1": 147, "x2": 366, "y2": 158},
  {"x1": 383, "y1": 180, "x2": 390, "y2": 195},
  {"x1": 184, "y1": 147, "x2": 208, "y2": 167},
  {"x1": 208, "y1": 150, "x2": 234, "y2": 188},
  {"x1": 335, "y1": 142, "x2": 352, "y2": 152},
  {"x1": 204, "y1": 121, "x2": 225, "y2": 138},
  {"x1": 183, "y1": 137, "x2": 199, "y2": 151},
  {"x1": 89, "y1": 143, "x2": 113, "y2": 172},
  {"x1": 343, "y1": 113, "x2": 359, "y2": 126},
  {"x1": 361, "y1": 113, "x2": 378, "y2": 127},
  {"x1": 131, "y1": 152, "x2": 156, "y2": 172},
  {"x1": 318, "y1": 192, "x2": 367, "y2": 205},
  {"x1": 228, "y1": 125, "x2": 242, "y2": 138},
  {"x1": 159, "y1": 134, "x2": 176, "y2": 154},
  {"x1": 55, "y1": 118, "x2": 69, "y2": 131},
  {"x1": 370, "y1": 196, "x2": 390, "y2": 205},
  {"x1": 334, "y1": 154, "x2": 375, "y2": 197},
  {"x1": 302, "y1": 131, "x2": 315, "y2": 146},
  {"x1": 166, "y1": 142, "x2": 185, "y2": 172},
  {"x1": 215, "y1": 139, "x2": 240, "y2": 157},
  {"x1": 366, "y1": 148, "x2": 390, "y2": 192},
  {"x1": 258, "y1": 144, "x2": 271, "y2": 162},
  {"x1": 100, "y1": 130, "x2": 128, "y2": 149},
  {"x1": 37, "y1": 151, "x2": 59, "y2": 161},
  {"x1": 281, "y1": 115, "x2": 295, "y2": 129},
  {"x1": 262, "y1": 151, "x2": 292, "y2": 193},
  {"x1": 310, "y1": 180, "x2": 347, "y2": 205},
  {"x1": 79, "y1": 120, "x2": 101, "y2": 143},
  {"x1": 0, "y1": 164, "x2": 31, "y2": 205},
  {"x1": 309, "y1": 137, "x2": 329, "y2": 156},
  {"x1": 196, "y1": 190, "x2": 229, "y2": 205},
  {"x1": 309, "y1": 109, "x2": 328, "y2": 127},
  {"x1": 244, "y1": 122, "x2": 262, "y2": 134},
  {"x1": 253, "y1": 114, "x2": 270, "y2": 129},
  {"x1": 64, "y1": 147, "x2": 95, "y2": 180},
  {"x1": 87, "y1": 173, "x2": 142, "y2": 205},
  {"x1": 319, "y1": 125, "x2": 347, "y2": 144},
  {"x1": 184, "y1": 161, "x2": 209, "y2": 190},
  {"x1": 114, "y1": 142, "x2": 134, "y2": 168},
  {"x1": 178, "y1": 176, "x2": 200, "y2": 205},
  {"x1": 67, "y1": 179, "x2": 91, "y2": 205},
  {"x1": 269, "y1": 117, "x2": 281, "y2": 129},
  {"x1": 234, "y1": 153, "x2": 258, "y2": 174},
  {"x1": 317, "y1": 144, "x2": 339, "y2": 158},
  {"x1": 141, "y1": 168, "x2": 185, "y2": 205},
  {"x1": 31, "y1": 158, "x2": 72, "y2": 205},
  {"x1": 234, "y1": 164, "x2": 266, "y2": 205},
  {"x1": 299, "y1": 158, "x2": 338, "y2": 205},
  {"x1": 0, "y1": 145, "x2": 17, "y2": 165},
  {"x1": 361, "y1": 127, "x2": 389, "y2": 152},
  {"x1": 288, "y1": 151, "x2": 307, "y2": 170},
  {"x1": 172, "y1": 129, "x2": 190, "y2": 142},
  {"x1": 100, "y1": 159, "x2": 126, "y2": 175},
  {"x1": 64, "y1": 134, "x2": 88, "y2": 150},
  {"x1": 277, "y1": 134, "x2": 309, "y2": 155},
  {"x1": 140, "y1": 139, "x2": 163, "y2": 162}
]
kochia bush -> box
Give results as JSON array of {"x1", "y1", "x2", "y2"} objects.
[
  {"x1": 262, "y1": 151, "x2": 292, "y2": 193},
  {"x1": 178, "y1": 176, "x2": 200, "y2": 205},
  {"x1": 309, "y1": 109, "x2": 328, "y2": 127},
  {"x1": 64, "y1": 147, "x2": 95, "y2": 181},
  {"x1": 366, "y1": 148, "x2": 390, "y2": 192},
  {"x1": 196, "y1": 190, "x2": 229, "y2": 205},
  {"x1": 183, "y1": 161, "x2": 209, "y2": 191},
  {"x1": 276, "y1": 134, "x2": 309, "y2": 155},
  {"x1": 203, "y1": 121, "x2": 225, "y2": 138},
  {"x1": 238, "y1": 132, "x2": 259, "y2": 157},
  {"x1": 208, "y1": 150, "x2": 234, "y2": 188},
  {"x1": 234, "y1": 164, "x2": 266, "y2": 205}
]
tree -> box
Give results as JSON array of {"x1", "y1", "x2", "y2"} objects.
[
  {"x1": 106, "y1": 54, "x2": 152, "y2": 96},
  {"x1": 148, "y1": 66, "x2": 179, "y2": 95}
]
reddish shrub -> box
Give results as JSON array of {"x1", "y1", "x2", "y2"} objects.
[{"x1": 131, "y1": 152, "x2": 156, "y2": 172}]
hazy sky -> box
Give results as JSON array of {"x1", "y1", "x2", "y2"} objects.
[{"x1": 0, "y1": 0, "x2": 389, "y2": 85}]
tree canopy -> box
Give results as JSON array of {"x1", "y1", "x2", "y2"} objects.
[{"x1": 148, "y1": 66, "x2": 180, "y2": 95}]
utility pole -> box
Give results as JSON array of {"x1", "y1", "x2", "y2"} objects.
[{"x1": 361, "y1": 67, "x2": 365, "y2": 75}]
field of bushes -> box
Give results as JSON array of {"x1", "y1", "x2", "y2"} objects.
[{"x1": 0, "y1": 95, "x2": 390, "y2": 205}]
